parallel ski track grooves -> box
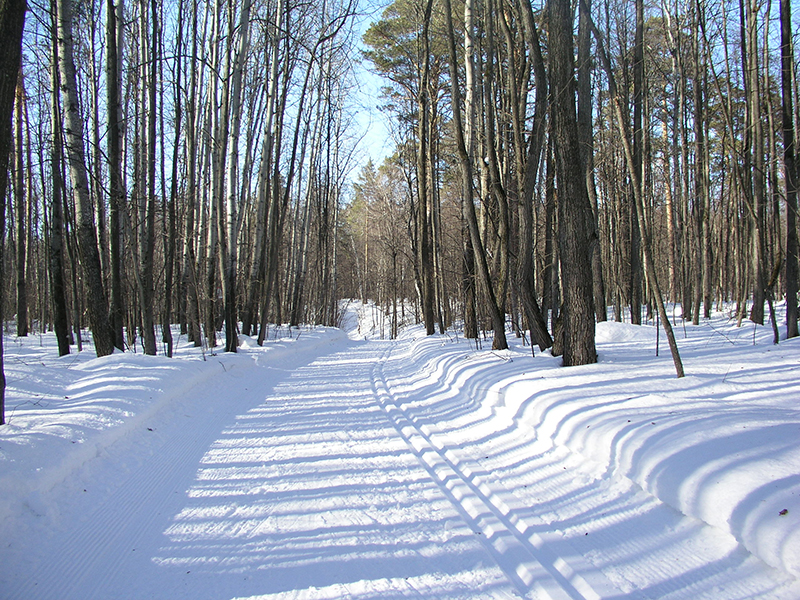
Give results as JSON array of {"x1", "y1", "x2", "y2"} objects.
[
  {"x1": 371, "y1": 342, "x2": 623, "y2": 600},
  {"x1": 8, "y1": 360, "x2": 266, "y2": 600}
]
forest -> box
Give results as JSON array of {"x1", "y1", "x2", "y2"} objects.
[{"x1": 0, "y1": 0, "x2": 798, "y2": 423}]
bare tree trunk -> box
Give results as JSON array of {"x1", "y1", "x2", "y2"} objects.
[
  {"x1": 14, "y1": 71, "x2": 27, "y2": 336},
  {"x1": 781, "y1": 0, "x2": 798, "y2": 338},
  {"x1": 630, "y1": 0, "x2": 644, "y2": 326},
  {"x1": 692, "y1": 3, "x2": 709, "y2": 323},
  {"x1": 578, "y1": 0, "x2": 606, "y2": 323},
  {"x1": 548, "y1": 0, "x2": 596, "y2": 366},
  {"x1": 134, "y1": 0, "x2": 158, "y2": 356},
  {"x1": 183, "y1": 0, "x2": 202, "y2": 347},
  {"x1": 243, "y1": 0, "x2": 282, "y2": 336},
  {"x1": 482, "y1": 0, "x2": 510, "y2": 322},
  {"x1": 417, "y1": 0, "x2": 436, "y2": 336},
  {"x1": 582, "y1": 0, "x2": 684, "y2": 377},
  {"x1": 0, "y1": 0, "x2": 26, "y2": 424},
  {"x1": 743, "y1": 0, "x2": 766, "y2": 324},
  {"x1": 106, "y1": 0, "x2": 125, "y2": 350},
  {"x1": 216, "y1": 0, "x2": 252, "y2": 353},
  {"x1": 543, "y1": 139, "x2": 559, "y2": 330},
  {"x1": 444, "y1": 0, "x2": 507, "y2": 350},
  {"x1": 57, "y1": 0, "x2": 115, "y2": 357},
  {"x1": 462, "y1": 0, "x2": 477, "y2": 339},
  {"x1": 162, "y1": 0, "x2": 183, "y2": 357},
  {"x1": 50, "y1": 24, "x2": 70, "y2": 357},
  {"x1": 513, "y1": 0, "x2": 552, "y2": 351}
]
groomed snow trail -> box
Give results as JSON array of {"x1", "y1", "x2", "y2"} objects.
[
  {"x1": 2, "y1": 328, "x2": 799, "y2": 599},
  {"x1": 372, "y1": 344, "x2": 620, "y2": 600},
  {"x1": 2, "y1": 338, "x2": 515, "y2": 600}
]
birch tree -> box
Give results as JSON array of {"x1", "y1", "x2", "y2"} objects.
[{"x1": 56, "y1": 0, "x2": 115, "y2": 357}]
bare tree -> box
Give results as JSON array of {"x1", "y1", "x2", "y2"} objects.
[
  {"x1": 581, "y1": 0, "x2": 684, "y2": 377},
  {"x1": 106, "y1": 0, "x2": 125, "y2": 351},
  {"x1": 548, "y1": 0, "x2": 596, "y2": 366},
  {"x1": 781, "y1": 0, "x2": 798, "y2": 339},
  {"x1": 0, "y1": 0, "x2": 26, "y2": 424},
  {"x1": 14, "y1": 72, "x2": 28, "y2": 336},
  {"x1": 56, "y1": 0, "x2": 115, "y2": 357},
  {"x1": 444, "y1": 0, "x2": 508, "y2": 350},
  {"x1": 50, "y1": 16, "x2": 70, "y2": 357}
]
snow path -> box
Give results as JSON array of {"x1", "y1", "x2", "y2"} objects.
[
  {"x1": 372, "y1": 343, "x2": 619, "y2": 599},
  {"x1": 371, "y1": 335, "x2": 799, "y2": 600},
  {"x1": 2, "y1": 337, "x2": 514, "y2": 599},
  {"x1": 1, "y1": 320, "x2": 799, "y2": 599}
]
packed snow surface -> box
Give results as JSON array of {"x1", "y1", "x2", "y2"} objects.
[{"x1": 1, "y1": 305, "x2": 800, "y2": 599}]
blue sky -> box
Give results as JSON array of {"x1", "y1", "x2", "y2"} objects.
[{"x1": 351, "y1": 0, "x2": 394, "y2": 176}]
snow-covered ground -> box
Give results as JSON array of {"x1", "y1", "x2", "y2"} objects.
[{"x1": 1, "y1": 305, "x2": 799, "y2": 599}]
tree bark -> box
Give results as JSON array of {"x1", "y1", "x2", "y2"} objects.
[
  {"x1": 0, "y1": 0, "x2": 26, "y2": 424},
  {"x1": 578, "y1": 0, "x2": 606, "y2": 323},
  {"x1": 631, "y1": 0, "x2": 644, "y2": 325},
  {"x1": 50, "y1": 19, "x2": 70, "y2": 357},
  {"x1": 106, "y1": 0, "x2": 125, "y2": 351},
  {"x1": 548, "y1": 0, "x2": 596, "y2": 366},
  {"x1": 417, "y1": 0, "x2": 436, "y2": 336},
  {"x1": 582, "y1": 0, "x2": 684, "y2": 377},
  {"x1": 743, "y1": 0, "x2": 766, "y2": 324},
  {"x1": 513, "y1": 0, "x2": 553, "y2": 351},
  {"x1": 444, "y1": 0, "x2": 507, "y2": 350},
  {"x1": 163, "y1": 0, "x2": 183, "y2": 357},
  {"x1": 57, "y1": 0, "x2": 115, "y2": 357},
  {"x1": 780, "y1": 0, "x2": 798, "y2": 338},
  {"x1": 14, "y1": 72, "x2": 27, "y2": 336},
  {"x1": 138, "y1": 0, "x2": 158, "y2": 356}
]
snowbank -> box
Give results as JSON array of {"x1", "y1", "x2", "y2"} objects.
[
  {"x1": 2, "y1": 309, "x2": 799, "y2": 592},
  {"x1": 0, "y1": 327, "x2": 345, "y2": 527},
  {"x1": 403, "y1": 313, "x2": 800, "y2": 580}
]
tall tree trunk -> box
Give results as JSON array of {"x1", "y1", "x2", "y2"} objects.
[
  {"x1": 548, "y1": 0, "x2": 596, "y2": 366},
  {"x1": 543, "y1": 139, "x2": 558, "y2": 329},
  {"x1": 163, "y1": 0, "x2": 183, "y2": 357},
  {"x1": 106, "y1": 0, "x2": 125, "y2": 350},
  {"x1": 781, "y1": 0, "x2": 798, "y2": 338},
  {"x1": 417, "y1": 0, "x2": 436, "y2": 336},
  {"x1": 743, "y1": 0, "x2": 766, "y2": 324},
  {"x1": 583, "y1": 0, "x2": 685, "y2": 377},
  {"x1": 482, "y1": 0, "x2": 510, "y2": 322},
  {"x1": 243, "y1": 0, "x2": 282, "y2": 336},
  {"x1": 692, "y1": 2, "x2": 709, "y2": 323},
  {"x1": 183, "y1": 0, "x2": 202, "y2": 347},
  {"x1": 444, "y1": 0, "x2": 507, "y2": 350},
  {"x1": 50, "y1": 24, "x2": 70, "y2": 357},
  {"x1": 56, "y1": 0, "x2": 115, "y2": 357},
  {"x1": 219, "y1": 0, "x2": 252, "y2": 353},
  {"x1": 135, "y1": 0, "x2": 158, "y2": 356},
  {"x1": 462, "y1": 0, "x2": 477, "y2": 339},
  {"x1": 0, "y1": 0, "x2": 26, "y2": 424},
  {"x1": 514, "y1": 0, "x2": 553, "y2": 350},
  {"x1": 14, "y1": 71, "x2": 27, "y2": 336},
  {"x1": 578, "y1": 0, "x2": 606, "y2": 323},
  {"x1": 630, "y1": 0, "x2": 644, "y2": 325}
]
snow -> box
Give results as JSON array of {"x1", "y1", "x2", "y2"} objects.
[{"x1": 1, "y1": 306, "x2": 799, "y2": 599}]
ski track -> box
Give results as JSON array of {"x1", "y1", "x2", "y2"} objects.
[
  {"x1": 373, "y1": 336, "x2": 799, "y2": 600},
  {"x1": 372, "y1": 343, "x2": 619, "y2": 600},
  {"x1": 2, "y1": 332, "x2": 799, "y2": 599}
]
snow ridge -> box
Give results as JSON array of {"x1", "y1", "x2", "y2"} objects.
[{"x1": 1, "y1": 311, "x2": 799, "y2": 599}]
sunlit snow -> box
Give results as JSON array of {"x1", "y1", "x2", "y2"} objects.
[{"x1": 1, "y1": 303, "x2": 799, "y2": 599}]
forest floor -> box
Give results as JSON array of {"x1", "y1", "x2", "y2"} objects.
[{"x1": 1, "y1": 303, "x2": 800, "y2": 599}]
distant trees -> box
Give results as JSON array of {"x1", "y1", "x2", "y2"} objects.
[
  {"x1": 355, "y1": 0, "x2": 799, "y2": 364},
  {"x1": 2, "y1": 0, "x2": 359, "y2": 367}
]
